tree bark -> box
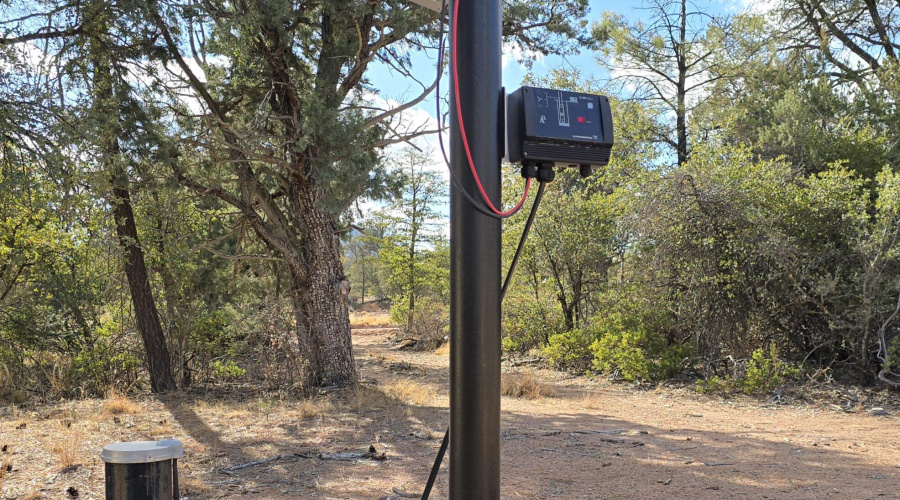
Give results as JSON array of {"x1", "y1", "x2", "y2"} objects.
[
  {"x1": 111, "y1": 181, "x2": 176, "y2": 392},
  {"x1": 89, "y1": 5, "x2": 175, "y2": 392},
  {"x1": 289, "y1": 178, "x2": 357, "y2": 388},
  {"x1": 676, "y1": 0, "x2": 689, "y2": 167}
]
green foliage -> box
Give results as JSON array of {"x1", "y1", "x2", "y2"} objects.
[
  {"x1": 589, "y1": 308, "x2": 692, "y2": 382},
  {"x1": 884, "y1": 337, "x2": 900, "y2": 376},
  {"x1": 695, "y1": 344, "x2": 799, "y2": 395},
  {"x1": 741, "y1": 344, "x2": 799, "y2": 394},
  {"x1": 502, "y1": 300, "x2": 565, "y2": 353},
  {"x1": 695, "y1": 376, "x2": 731, "y2": 394},
  {"x1": 210, "y1": 360, "x2": 247, "y2": 380},
  {"x1": 544, "y1": 328, "x2": 596, "y2": 372},
  {"x1": 389, "y1": 295, "x2": 449, "y2": 350}
]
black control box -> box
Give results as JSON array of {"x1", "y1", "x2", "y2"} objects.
[{"x1": 504, "y1": 86, "x2": 614, "y2": 168}]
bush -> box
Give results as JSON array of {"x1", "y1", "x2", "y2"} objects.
[
  {"x1": 591, "y1": 328, "x2": 692, "y2": 382},
  {"x1": 210, "y1": 359, "x2": 247, "y2": 380},
  {"x1": 695, "y1": 375, "x2": 731, "y2": 394},
  {"x1": 503, "y1": 299, "x2": 565, "y2": 353},
  {"x1": 695, "y1": 344, "x2": 799, "y2": 395},
  {"x1": 740, "y1": 343, "x2": 799, "y2": 394},
  {"x1": 589, "y1": 310, "x2": 692, "y2": 382},
  {"x1": 390, "y1": 296, "x2": 449, "y2": 350},
  {"x1": 544, "y1": 328, "x2": 596, "y2": 372}
]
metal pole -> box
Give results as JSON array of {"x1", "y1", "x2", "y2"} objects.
[{"x1": 449, "y1": 0, "x2": 502, "y2": 497}]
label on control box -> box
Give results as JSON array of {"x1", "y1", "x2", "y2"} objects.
[{"x1": 530, "y1": 88, "x2": 604, "y2": 143}]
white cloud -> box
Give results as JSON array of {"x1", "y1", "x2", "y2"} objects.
[
  {"x1": 740, "y1": 0, "x2": 778, "y2": 14},
  {"x1": 355, "y1": 89, "x2": 448, "y2": 179},
  {"x1": 502, "y1": 41, "x2": 544, "y2": 69}
]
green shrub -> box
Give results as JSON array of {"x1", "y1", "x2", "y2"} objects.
[
  {"x1": 211, "y1": 359, "x2": 247, "y2": 380},
  {"x1": 588, "y1": 310, "x2": 692, "y2": 382},
  {"x1": 695, "y1": 375, "x2": 732, "y2": 394},
  {"x1": 503, "y1": 300, "x2": 564, "y2": 353},
  {"x1": 591, "y1": 328, "x2": 692, "y2": 382},
  {"x1": 695, "y1": 343, "x2": 799, "y2": 395},
  {"x1": 883, "y1": 336, "x2": 900, "y2": 375},
  {"x1": 739, "y1": 343, "x2": 799, "y2": 394},
  {"x1": 390, "y1": 296, "x2": 449, "y2": 350},
  {"x1": 544, "y1": 328, "x2": 596, "y2": 372}
]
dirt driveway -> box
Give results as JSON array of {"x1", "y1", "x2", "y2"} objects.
[{"x1": 1, "y1": 328, "x2": 898, "y2": 499}]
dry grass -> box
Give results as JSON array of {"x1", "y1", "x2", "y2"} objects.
[
  {"x1": 348, "y1": 384, "x2": 398, "y2": 411},
  {"x1": 501, "y1": 372, "x2": 554, "y2": 399},
  {"x1": 381, "y1": 378, "x2": 436, "y2": 406},
  {"x1": 102, "y1": 388, "x2": 139, "y2": 415},
  {"x1": 43, "y1": 422, "x2": 82, "y2": 469},
  {"x1": 349, "y1": 311, "x2": 394, "y2": 328},
  {"x1": 348, "y1": 379, "x2": 436, "y2": 411},
  {"x1": 433, "y1": 342, "x2": 450, "y2": 356},
  {"x1": 296, "y1": 397, "x2": 331, "y2": 420},
  {"x1": 578, "y1": 391, "x2": 604, "y2": 410}
]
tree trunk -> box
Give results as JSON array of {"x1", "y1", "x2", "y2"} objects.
[
  {"x1": 676, "y1": 0, "x2": 689, "y2": 167},
  {"x1": 407, "y1": 232, "x2": 417, "y2": 332},
  {"x1": 289, "y1": 178, "x2": 357, "y2": 388},
  {"x1": 111, "y1": 182, "x2": 176, "y2": 392},
  {"x1": 89, "y1": 14, "x2": 175, "y2": 393}
]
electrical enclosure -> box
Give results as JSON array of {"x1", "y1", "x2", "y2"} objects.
[{"x1": 505, "y1": 86, "x2": 613, "y2": 168}]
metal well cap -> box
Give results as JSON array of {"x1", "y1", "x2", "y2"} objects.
[{"x1": 101, "y1": 439, "x2": 184, "y2": 464}]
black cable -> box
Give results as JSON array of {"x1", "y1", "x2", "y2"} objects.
[
  {"x1": 418, "y1": 2, "x2": 550, "y2": 497},
  {"x1": 501, "y1": 181, "x2": 546, "y2": 301},
  {"x1": 420, "y1": 180, "x2": 548, "y2": 500},
  {"x1": 434, "y1": 0, "x2": 526, "y2": 220},
  {"x1": 420, "y1": 425, "x2": 449, "y2": 500}
]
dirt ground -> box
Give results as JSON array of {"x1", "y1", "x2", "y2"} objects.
[{"x1": 2, "y1": 327, "x2": 899, "y2": 499}]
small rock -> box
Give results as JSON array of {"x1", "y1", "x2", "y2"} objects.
[
  {"x1": 66, "y1": 486, "x2": 79, "y2": 497},
  {"x1": 870, "y1": 408, "x2": 889, "y2": 416}
]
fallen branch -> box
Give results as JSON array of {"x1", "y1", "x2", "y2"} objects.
[
  {"x1": 509, "y1": 358, "x2": 543, "y2": 367},
  {"x1": 221, "y1": 447, "x2": 383, "y2": 472},
  {"x1": 570, "y1": 429, "x2": 626, "y2": 436},
  {"x1": 222, "y1": 455, "x2": 286, "y2": 472},
  {"x1": 390, "y1": 487, "x2": 420, "y2": 498},
  {"x1": 320, "y1": 445, "x2": 386, "y2": 461}
]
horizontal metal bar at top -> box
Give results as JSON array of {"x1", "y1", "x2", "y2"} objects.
[{"x1": 407, "y1": 0, "x2": 442, "y2": 12}]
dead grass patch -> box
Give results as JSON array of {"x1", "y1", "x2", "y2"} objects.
[
  {"x1": 43, "y1": 422, "x2": 83, "y2": 468},
  {"x1": 347, "y1": 379, "x2": 436, "y2": 411},
  {"x1": 348, "y1": 384, "x2": 398, "y2": 411},
  {"x1": 501, "y1": 372, "x2": 554, "y2": 399},
  {"x1": 349, "y1": 311, "x2": 394, "y2": 328},
  {"x1": 102, "y1": 389, "x2": 139, "y2": 415},
  {"x1": 578, "y1": 392, "x2": 602, "y2": 409},
  {"x1": 296, "y1": 397, "x2": 331, "y2": 420},
  {"x1": 381, "y1": 378, "x2": 436, "y2": 406},
  {"x1": 433, "y1": 342, "x2": 450, "y2": 356}
]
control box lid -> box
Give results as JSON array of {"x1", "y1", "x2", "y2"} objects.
[{"x1": 101, "y1": 439, "x2": 184, "y2": 464}]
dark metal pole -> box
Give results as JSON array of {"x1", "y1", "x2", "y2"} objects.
[{"x1": 449, "y1": 0, "x2": 502, "y2": 497}]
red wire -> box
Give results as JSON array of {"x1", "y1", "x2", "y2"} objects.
[{"x1": 451, "y1": 0, "x2": 531, "y2": 216}]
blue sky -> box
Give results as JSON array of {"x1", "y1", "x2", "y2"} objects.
[
  {"x1": 366, "y1": 0, "x2": 750, "y2": 116},
  {"x1": 359, "y1": 0, "x2": 752, "y2": 217}
]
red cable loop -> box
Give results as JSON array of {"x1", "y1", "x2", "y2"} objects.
[{"x1": 451, "y1": 0, "x2": 531, "y2": 216}]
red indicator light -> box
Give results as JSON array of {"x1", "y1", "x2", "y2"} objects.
[{"x1": 577, "y1": 116, "x2": 586, "y2": 123}]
